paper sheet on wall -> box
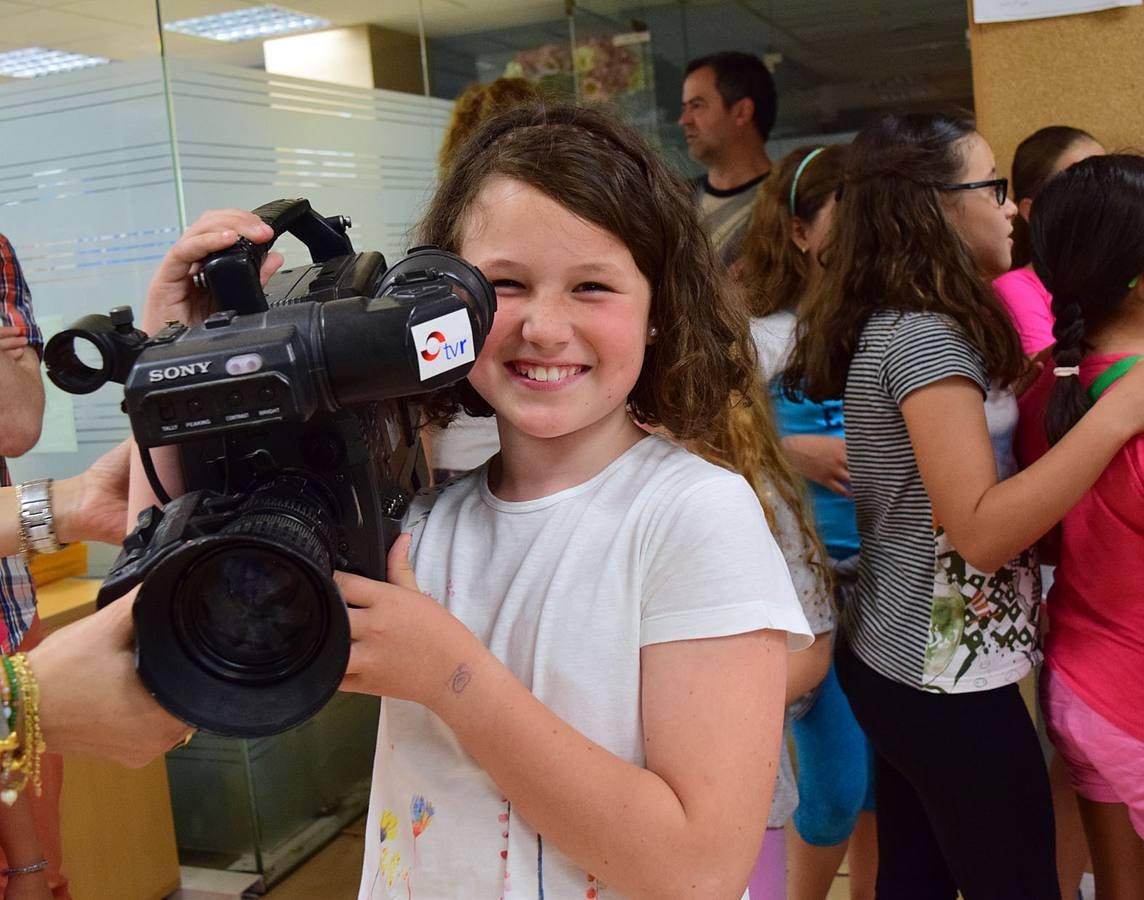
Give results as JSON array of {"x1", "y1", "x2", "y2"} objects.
[
  {"x1": 28, "y1": 315, "x2": 78, "y2": 455},
  {"x1": 974, "y1": 0, "x2": 1141, "y2": 23}
]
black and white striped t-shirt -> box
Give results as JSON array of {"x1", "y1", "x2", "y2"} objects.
[
  {"x1": 695, "y1": 173, "x2": 768, "y2": 268},
  {"x1": 843, "y1": 310, "x2": 1041, "y2": 693}
]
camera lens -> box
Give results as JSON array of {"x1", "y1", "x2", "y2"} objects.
[
  {"x1": 131, "y1": 477, "x2": 351, "y2": 737},
  {"x1": 174, "y1": 545, "x2": 326, "y2": 682}
]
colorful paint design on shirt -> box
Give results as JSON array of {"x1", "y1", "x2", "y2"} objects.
[
  {"x1": 411, "y1": 795, "x2": 435, "y2": 838},
  {"x1": 498, "y1": 799, "x2": 511, "y2": 897},
  {"x1": 376, "y1": 809, "x2": 403, "y2": 891},
  {"x1": 924, "y1": 524, "x2": 1041, "y2": 692}
]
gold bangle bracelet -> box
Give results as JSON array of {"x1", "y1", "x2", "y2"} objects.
[{"x1": 6, "y1": 655, "x2": 43, "y2": 799}]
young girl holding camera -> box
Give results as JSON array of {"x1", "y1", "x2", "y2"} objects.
[
  {"x1": 1015, "y1": 154, "x2": 1144, "y2": 899},
  {"x1": 147, "y1": 104, "x2": 813, "y2": 899},
  {"x1": 783, "y1": 112, "x2": 1144, "y2": 899}
]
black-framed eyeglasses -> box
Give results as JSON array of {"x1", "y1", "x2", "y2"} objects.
[{"x1": 935, "y1": 177, "x2": 1008, "y2": 206}]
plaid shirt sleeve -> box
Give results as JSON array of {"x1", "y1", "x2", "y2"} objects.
[
  {"x1": 0, "y1": 233, "x2": 43, "y2": 360},
  {"x1": 0, "y1": 233, "x2": 39, "y2": 652}
]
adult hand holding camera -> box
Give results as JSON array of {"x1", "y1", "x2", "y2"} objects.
[
  {"x1": 0, "y1": 440, "x2": 132, "y2": 557},
  {"x1": 27, "y1": 595, "x2": 190, "y2": 767},
  {"x1": 51, "y1": 440, "x2": 131, "y2": 546},
  {"x1": 134, "y1": 210, "x2": 285, "y2": 509},
  {"x1": 143, "y1": 209, "x2": 283, "y2": 333}
]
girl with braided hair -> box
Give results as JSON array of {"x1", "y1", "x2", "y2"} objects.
[
  {"x1": 784, "y1": 113, "x2": 1144, "y2": 899},
  {"x1": 1014, "y1": 154, "x2": 1144, "y2": 900},
  {"x1": 995, "y1": 126, "x2": 1105, "y2": 900}
]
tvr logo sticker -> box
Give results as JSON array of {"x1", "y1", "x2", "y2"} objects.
[
  {"x1": 412, "y1": 310, "x2": 475, "y2": 381},
  {"x1": 420, "y1": 330, "x2": 471, "y2": 362}
]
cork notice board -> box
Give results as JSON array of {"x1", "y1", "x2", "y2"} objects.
[{"x1": 968, "y1": 1, "x2": 1144, "y2": 178}]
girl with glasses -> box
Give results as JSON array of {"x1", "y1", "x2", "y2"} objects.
[{"x1": 783, "y1": 112, "x2": 1144, "y2": 899}]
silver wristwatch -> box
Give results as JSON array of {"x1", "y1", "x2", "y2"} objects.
[{"x1": 16, "y1": 479, "x2": 62, "y2": 556}]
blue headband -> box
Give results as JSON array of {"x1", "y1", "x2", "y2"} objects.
[{"x1": 789, "y1": 147, "x2": 826, "y2": 216}]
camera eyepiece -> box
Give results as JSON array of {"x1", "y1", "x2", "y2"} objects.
[{"x1": 44, "y1": 308, "x2": 148, "y2": 394}]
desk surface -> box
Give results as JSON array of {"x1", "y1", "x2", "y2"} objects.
[{"x1": 36, "y1": 577, "x2": 99, "y2": 635}]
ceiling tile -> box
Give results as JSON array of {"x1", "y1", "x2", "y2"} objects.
[
  {"x1": 59, "y1": 0, "x2": 163, "y2": 28},
  {"x1": 0, "y1": 7, "x2": 129, "y2": 42}
]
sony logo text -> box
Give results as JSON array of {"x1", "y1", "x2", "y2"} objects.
[{"x1": 149, "y1": 361, "x2": 213, "y2": 382}]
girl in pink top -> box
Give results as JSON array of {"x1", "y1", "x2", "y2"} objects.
[
  {"x1": 994, "y1": 126, "x2": 1104, "y2": 354},
  {"x1": 1018, "y1": 154, "x2": 1144, "y2": 898}
]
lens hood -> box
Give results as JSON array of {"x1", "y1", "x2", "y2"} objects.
[{"x1": 132, "y1": 532, "x2": 350, "y2": 737}]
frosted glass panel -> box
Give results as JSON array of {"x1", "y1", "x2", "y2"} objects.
[
  {"x1": 167, "y1": 59, "x2": 451, "y2": 268},
  {"x1": 1, "y1": 57, "x2": 450, "y2": 579},
  {"x1": 0, "y1": 59, "x2": 182, "y2": 574}
]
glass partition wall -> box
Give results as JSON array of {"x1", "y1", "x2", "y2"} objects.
[
  {"x1": 0, "y1": 0, "x2": 972, "y2": 888},
  {"x1": 1, "y1": 0, "x2": 975, "y2": 503}
]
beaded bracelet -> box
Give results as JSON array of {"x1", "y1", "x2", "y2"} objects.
[
  {"x1": 0, "y1": 654, "x2": 44, "y2": 806},
  {"x1": 0, "y1": 858, "x2": 48, "y2": 876},
  {"x1": 0, "y1": 658, "x2": 14, "y2": 752}
]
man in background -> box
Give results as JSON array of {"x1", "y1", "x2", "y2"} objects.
[{"x1": 679, "y1": 51, "x2": 777, "y2": 267}]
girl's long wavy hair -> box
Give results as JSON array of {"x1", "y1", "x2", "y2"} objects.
[
  {"x1": 1031, "y1": 154, "x2": 1144, "y2": 444},
  {"x1": 418, "y1": 102, "x2": 758, "y2": 442},
  {"x1": 738, "y1": 143, "x2": 848, "y2": 318},
  {"x1": 694, "y1": 375, "x2": 831, "y2": 594},
  {"x1": 1010, "y1": 125, "x2": 1100, "y2": 269},
  {"x1": 782, "y1": 112, "x2": 1026, "y2": 402},
  {"x1": 711, "y1": 143, "x2": 846, "y2": 589}
]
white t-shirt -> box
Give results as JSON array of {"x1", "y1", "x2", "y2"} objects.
[
  {"x1": 765, "y1": 483, "x2": 834, "y2": 827},
  {"x1": 358, "y1": 435, "x2": 813, "y2": 899},
  {"x1": 430, "y1": 412, "x2": 501, "y2": 473},
  {"x1": 750, "y1": 311, "x2": 797, "y2": 384}
]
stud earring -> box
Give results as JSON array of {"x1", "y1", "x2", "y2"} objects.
[{"x1": 648, "y1": 326, "x2": 659, "y2": 338}]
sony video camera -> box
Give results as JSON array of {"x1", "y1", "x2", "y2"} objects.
[{"x1": 44, "y1": 199, "x2": 495, "y2": 737}]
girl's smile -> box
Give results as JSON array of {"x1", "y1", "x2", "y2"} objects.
[{"x1": 506, "y1": 360, "x2": 589, "y2": 389}]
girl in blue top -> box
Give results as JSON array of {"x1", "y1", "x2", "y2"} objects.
[{"x1": 739, "y1": 143, "x2": 877, "y2": 900}]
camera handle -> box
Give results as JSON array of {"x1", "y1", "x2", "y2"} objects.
[{"x1": 193, "y1": 198, "x2": 356, "y2": 316}]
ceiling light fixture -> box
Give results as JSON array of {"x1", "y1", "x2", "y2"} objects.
[
  {"x1": 0, "y1": 47, "x2": 111, "y2": 78},
  {"x1": 163, "y1": 6, "x2": 330, "y2": 42}
]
